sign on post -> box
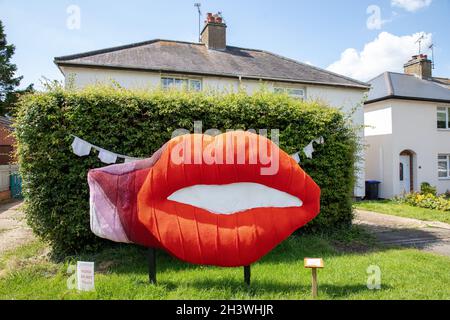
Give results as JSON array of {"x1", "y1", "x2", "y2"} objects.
[
  {"x1": 304, "y1": 258, "x2": 324, "y2": 298},
  {"x1": 77, "y1": 261, "x2": 95, "y2": 291}
]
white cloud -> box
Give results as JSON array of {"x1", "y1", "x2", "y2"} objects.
[
  {"x1": 327, "y1": 32, "x2": 432, "y2": 81},
  {"x1": 391, "y1": 0, "x2": 432, "y2": 12}
]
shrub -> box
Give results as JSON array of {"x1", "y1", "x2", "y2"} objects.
[
  {"x1": 445, "y1": 190, "x2": 450, "y2": 199},
  {"x1": 420, "y1": 182, "x2": 437, "y2": 196},
  {"x1": 400, "y1": 193, "x2": 450, "y2": 211},
  {"x1": 15, "y1": 86, "x2": 357, "y2": 256}
]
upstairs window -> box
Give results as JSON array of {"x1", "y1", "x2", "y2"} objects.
[
  {"x1": 437, "y1": 107, "x2": 450, "y2": 129},
  {"x1": 161, "y1": 77, "x2": 202, "y2": 91},
  {"x1": 274, "y1": 87, "x2": 306, "y2": 100}
]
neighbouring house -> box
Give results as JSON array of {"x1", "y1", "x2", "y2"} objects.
[
  {"x1": 364, "y1": 54, "x2": 450, "y2": 198},
  {"x1": 0, "y1": 116, "x2": 17, "y2": 200},
  {"x1": 0, "y1": 116, "x2": 14, "y2": 165},
  {"x1": 54, "y1": 12, "x2": 370, "y2": 197}
]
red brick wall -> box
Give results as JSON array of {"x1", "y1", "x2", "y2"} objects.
[{"x1": 0, "y1": 126, "x2": 14, "y2": 145}]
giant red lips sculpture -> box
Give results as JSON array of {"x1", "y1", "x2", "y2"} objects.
[{"x1": 88, "y1": 131, "x2": 320, "y2": 267}]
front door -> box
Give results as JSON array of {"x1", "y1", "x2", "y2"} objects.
[{"x1": 399, "y1": 155, "x2": 411, "y2": 194}]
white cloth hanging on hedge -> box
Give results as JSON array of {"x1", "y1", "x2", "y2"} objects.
[
  {"x1": 98, "y1": 149, "x2": 118, "y2": 164},
  {"x1": 70, "y1": 134, "x2": 143, "y2": 164},
  {"x1": 71, "y1": 137, "x2": 92, "y2": 156},
  {"x1": 72, "y1": 134, "x2": 324, "y2": 166},
  {"x1": 290, "y1": 136, "x2": 325, "y2": 162},
  {"x1": 303, "y1": 142, "x2": 315, "y2": 159},
  {"x1": 291, "y1": 152, "x2": 301, "y2": 164}
]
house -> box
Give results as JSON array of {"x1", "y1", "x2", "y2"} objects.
[
  {"x1": 0, "y1": 116, "x2": 17, "y2": 200},
  {"x1": 54, "y1": 12, "x2": 370, "y2": 197},
  {"x1": 0, "y1": 116, "x2": 14, "y2": 166},
  {"x1": 364, "y1": 54, "x2": 450, "y2": 198}
]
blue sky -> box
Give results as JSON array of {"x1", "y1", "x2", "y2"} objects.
[{"x1": 0, "y1": 0, "x2": 449, "y2": 89}]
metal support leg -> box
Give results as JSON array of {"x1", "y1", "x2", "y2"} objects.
[
  {"x1": 244, "y1": 265, "x2": 251, "y2": 286},
  {"x1": 148, "y1": 248, "x2": 156, "y2": 284}
]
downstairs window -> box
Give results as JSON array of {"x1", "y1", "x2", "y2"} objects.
[
  {"x1": 438, "y1": 154, "x2": 450, "y2": 179},
  {"x1": 274, "y1": 87, "x2": 306, "y2": 100},
  {"x1": 161, "y1": 76, "x2": 202, "y2": 91}
]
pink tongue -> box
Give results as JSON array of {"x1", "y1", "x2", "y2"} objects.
[
  {"x1": 88, "y1": 144, "x2": 168, "y2": 247},
  {"x1": 89, "y1": 174, "x2": 130, "y2": 243}
]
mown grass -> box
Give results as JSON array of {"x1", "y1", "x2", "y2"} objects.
[
  {"x1": 0, "y1": 228, "x2": 449, "y2": 300},
  {"x1": 354, "y1": 200, "x2": 450, "y2": 224}
]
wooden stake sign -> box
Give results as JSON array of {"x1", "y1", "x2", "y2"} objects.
[{"x1": 304, "y1": 258, "x2": 324, "y2": 298}]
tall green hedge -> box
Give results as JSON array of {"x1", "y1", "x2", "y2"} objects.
[{"x1": 15, "y1": 87, "x2": 357, "y2": 256}]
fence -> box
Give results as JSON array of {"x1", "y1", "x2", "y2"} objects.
[{"x1": 0, "y1": 164, "x2": 22, "y2": 200}]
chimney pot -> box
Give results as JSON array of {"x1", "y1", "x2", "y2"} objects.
[
  {"x1": 201, "y1": 12, "x2": 227, "y2": 50},
  {"x1": 206, "y1": 13, "x2": 214, "y2": 23}
]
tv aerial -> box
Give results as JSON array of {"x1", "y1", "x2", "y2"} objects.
[
  {"x1": 194, "y1": 3, "x2": 202, "y2": 43},
  {"x1": 429, "y1": 43, "x2": 436, "y2": 69},
  {"x1": 415, "y1": 34, "x2": 425, "y2": 54}
]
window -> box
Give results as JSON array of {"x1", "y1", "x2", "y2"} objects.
[
  {"x1": 399, "y1": 163, "x2": 404, "y2": 181},
  {"x1": 437, "y1": 107, "x2": 450, "y2": 129},
  {"x1": 161, "y1": 76, "x2": 202, "y2": 91},
  {"x1": 274, "y1": 87, "x2": 306, "y2": 100},
  {"x1": 438, "y1": 154, "x2": 450, "y2": 179},
  {"x1": 190, "y1": 79, "x2": 202, "y2": 91}
]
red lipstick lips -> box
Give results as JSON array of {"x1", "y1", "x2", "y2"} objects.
[{"x1": 88, "y1": 131, "x2": 320, "y2": 267}]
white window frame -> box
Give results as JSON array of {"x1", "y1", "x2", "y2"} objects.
[
  {"x1": 274, "y1": 87, "x2": 306, "y2": 100},
  {"x1": 437, "y1": 106, "x2": 450, "y2": 129},
  {"x1": 438, "y1": 154, "x2": 450, "y2": 179},
  {"x1": 161, "y1": 76, "x2": 202, "y2": 91}
]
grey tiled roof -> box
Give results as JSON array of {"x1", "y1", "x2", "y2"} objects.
[
  {"x1": 54, "y1": 39, "x2": 369, "y2": 89},
  {"x1": 367, "y1": 72, "x2": 450, "y2": 104}
]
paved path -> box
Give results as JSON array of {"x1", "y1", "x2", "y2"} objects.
[
  {"x1": 0, "y1": 200, "x2": 35, "y2": 257},
  {"x1": 354, "y1": 209, "x2": 450, "y2": 257}
]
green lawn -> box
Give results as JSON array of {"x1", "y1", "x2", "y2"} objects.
[
  {"x1": 1, "y1": 228, "x2": 449, "y2": 300},
  {"x1": 354, "y1": 200, "x2": 450, "y2": 224}
]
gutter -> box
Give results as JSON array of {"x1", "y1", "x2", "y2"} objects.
[{"x1": 365, "y1": 95, "x2": 450, "y2": 105}]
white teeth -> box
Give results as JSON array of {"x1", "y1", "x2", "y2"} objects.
[{"x1": 167, "y1": 182, "x2": 302, "y2": 215}]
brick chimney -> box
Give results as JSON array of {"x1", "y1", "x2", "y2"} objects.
[
  {"x1": 404, "y1": 54, "x2": 432, "y2": 79},
  {"x1": 201, "y1": 12, "x2": 226, "y2": 50}
]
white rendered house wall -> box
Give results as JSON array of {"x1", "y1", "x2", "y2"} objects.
[{"x1": 365, "y1": 99, "x2": 450, "y2": 198}]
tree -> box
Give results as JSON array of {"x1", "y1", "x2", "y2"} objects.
[
  {"x1": 1, "y1": 83, "x2": 34, "y2": 116},
  {"x1": 0, "y1": 19, "x2": 24, "y2": 115}
]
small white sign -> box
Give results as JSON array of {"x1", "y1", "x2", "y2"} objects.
[
  {"x1": 77, "y1": 261, "x2": 95, "y2": 291},
  {"x1": 304, "y1": 258, "x2": 324, "y2": 268}
]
